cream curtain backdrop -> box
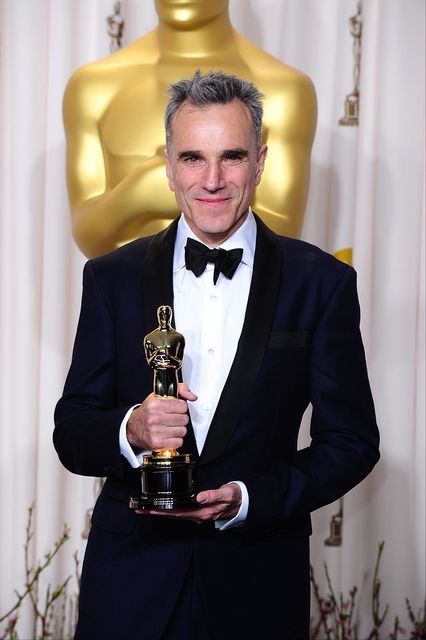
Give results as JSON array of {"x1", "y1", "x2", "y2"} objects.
[{"x1": 0, "y1": 0, "x2": 424, "y2": 636}]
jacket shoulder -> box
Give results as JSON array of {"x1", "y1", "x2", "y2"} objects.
[
  {"x1": 84, "y1": 237, "x2": 154, "y2": 285},
  {"x1": 91, "y1": 236, "x2": 152, "y2": 269},
  {"x1": 278, "y1": 235, "x2": 352, "y2": 278}
]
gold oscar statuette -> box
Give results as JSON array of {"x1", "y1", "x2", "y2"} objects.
[{"x1": 129, "y1": 305, "x2": 196, "y2": 510}]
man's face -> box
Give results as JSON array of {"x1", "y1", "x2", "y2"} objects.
[{"x1": 165, "y1": 100, "x2": 267, "y2": 246}]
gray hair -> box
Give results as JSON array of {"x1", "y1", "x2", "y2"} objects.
[{"x1": 165, "y1": 70, "x2": 264, "y2": 150}]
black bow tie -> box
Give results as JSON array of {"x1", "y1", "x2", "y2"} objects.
[{"x1": 184, "y1": 237, "x2": 243, "y2": 285}]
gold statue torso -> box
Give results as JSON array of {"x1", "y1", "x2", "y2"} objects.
[
  {"x1": 63, "y1": 3, "x2": 317, "y2": 257},
  {"x1": 144, "y1": 305, "x2": 184, "y2": 399}
]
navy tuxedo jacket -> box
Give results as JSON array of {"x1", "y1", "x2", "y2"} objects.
[{"x1": 54, "y1": 215, "x2": 379, "y2": 639}]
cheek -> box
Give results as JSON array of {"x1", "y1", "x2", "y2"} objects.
[
  {"x1": 229, "y1": 166, "x2": 255, "y2": 192},
  {"x1": 174, "y1": 171, "x2": 199, "y2": 195},
  {"x1": 165, "y1": 161, "x2": 175, "y2": 191}
]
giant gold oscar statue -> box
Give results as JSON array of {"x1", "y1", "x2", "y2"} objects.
[{"x1": 63, "y1": 0, "x2": 317, "y2": 258}]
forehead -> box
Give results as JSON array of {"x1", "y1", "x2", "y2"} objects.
[{"x1": 169, "y1": 100, "x2": 255, "y2": 150}]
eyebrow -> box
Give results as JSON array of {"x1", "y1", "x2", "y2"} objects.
[
  {"x1": 177, "y1": 150, "x2": 202, "y2": 160},
  {"x1": 177, "y1": 148, "x2": 250, "y2": 160},
  {"x1": 222, "y1": 148, "x2": 249, "y2": 159}
]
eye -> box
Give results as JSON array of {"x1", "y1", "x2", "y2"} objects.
[
  {"x1": 222, "y1": 151, "x2": 246, "y2": 164},
  {"x1": 184, "y1": 154, "x2": 202, "y2": 165}
]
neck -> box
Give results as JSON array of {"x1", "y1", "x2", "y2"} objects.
[
  {"x1": 183, "y1": 209, "x2": 250, "y2": 248},
  {"x1": 157, "y1": 10, "x2": 235, "y2": 59}
]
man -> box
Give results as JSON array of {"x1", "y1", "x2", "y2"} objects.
[{"x1": 54, "y1": 71, "x2": 379, "y2": 639}]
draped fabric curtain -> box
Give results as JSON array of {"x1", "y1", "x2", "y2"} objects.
[{"x1": 0, "y1": 0, "x2": 424, "y2": 635}]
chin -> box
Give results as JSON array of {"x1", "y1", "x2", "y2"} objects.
[{"x1": 156, "y1": 1, "x2": 224, "y2": 29}]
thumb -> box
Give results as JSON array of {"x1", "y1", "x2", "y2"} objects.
[{"x1": 177, "y1": 383, "x2": 197, "y2": 402}]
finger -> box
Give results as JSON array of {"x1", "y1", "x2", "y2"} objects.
[
  {"x1": 145, "y1": 426, "x2": 186, "y2": 450},
  {"x1": 143, "y1": 421, "x2": 187, "y2": 439},
  {"x1": 196, "y1": 488, "x2": 228, "y2": 505},
  {"x1": 153, "y1": 396, "x2": 190, "y2": 415},
  {"x1": 154, "y1": 412, "x2": 190, "y2": 427},
  {"x1": 151, "y1": 438, "x2": 185, "y2": 451},
  {"x1": 197, "y1": 484, "x2": 241, "y2": 507},
  {"x1": 144, "y1": 405, "x2": 190, "y2": 427},
  {"x1": 177, "y1": 383, "x2": 198, "y2": 402}
]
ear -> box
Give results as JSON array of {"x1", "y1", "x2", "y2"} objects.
[
  {"x1": 255, "y1": 144, "x2": 268, "y2": 186},
  {"x1": 164, "y1": 149, "x2": 175, "y2": 192}
]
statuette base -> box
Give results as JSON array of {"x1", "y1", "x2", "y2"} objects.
[{"x1": 130, "y1": 453, "x2": 196, "y2": 510}]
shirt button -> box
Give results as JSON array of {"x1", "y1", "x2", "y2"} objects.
[
  {"x1": 208, "y1": 348, "x2": 214, "y2": 356},
  {"x1": 210, "y1": 295, "x2": 218, "y2": 302},
  {"x1": 204, "y1": 403, "x2": 212, "y2": 411}
]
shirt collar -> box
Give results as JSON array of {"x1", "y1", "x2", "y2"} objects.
[{"x1": 173, "y1": 208, "x2": 257, "y2": 272}]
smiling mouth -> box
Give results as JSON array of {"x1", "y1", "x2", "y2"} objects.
[{"x1": 195, "y1": 197, "x2": 231, "y2": 205}]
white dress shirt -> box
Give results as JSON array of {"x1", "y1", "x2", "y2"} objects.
[
  {"x1": 173, "y1": 211, "x2": 256, "y2": 452},
  {"x1": 120, "y1": 209, "x2": 257, "y2": 528}
]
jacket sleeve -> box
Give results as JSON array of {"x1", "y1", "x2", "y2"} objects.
[
  {"x1": 53, "y1": 260, "x2": 133, "y2": 479},
  {"x1": 243, "y1": 267, "x2": 380, "y2": 531}
]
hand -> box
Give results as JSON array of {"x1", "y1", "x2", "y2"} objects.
[
  {"x1": 136, "y1": 482, "x2": 242, "y2": 525},
  {"x1": 151, "y1": 353, "x2": 172, "y2": 367},
  {"x1": 126, "y1": 383, "x2": 197, "y2": 451}
]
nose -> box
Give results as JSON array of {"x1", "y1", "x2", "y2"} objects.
[{"x1": 202, "y1": 161, "x2": 225, "y2": 192}]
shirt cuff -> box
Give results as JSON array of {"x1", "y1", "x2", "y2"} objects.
[
  {"x1": 119, "y1": 405, "x2": 147, "y2": 468},
  {"x1": 215, "y1": 481, "x2": 249, "y2": 531}
]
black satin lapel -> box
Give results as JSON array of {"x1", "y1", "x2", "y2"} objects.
[
  {"x1": 141, "y1": 217, "x2": 199, "y2": 461},
  {"x1": 142, "y1": 219, "x2": 177, "y2": 331},
  {"x1": 199, "y1": 215, "x2": 282, "y2": 465}
]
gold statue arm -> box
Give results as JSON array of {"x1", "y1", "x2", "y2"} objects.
[
  {"x1": 145, "y1": 344, "x2": 182, "y2": 370},
  {"x1": 252, "y1": 74, "x2": 317, "y2": 238},
  {"x1": 63, "y1": 71, "x2": 177, "y2": 258}
]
